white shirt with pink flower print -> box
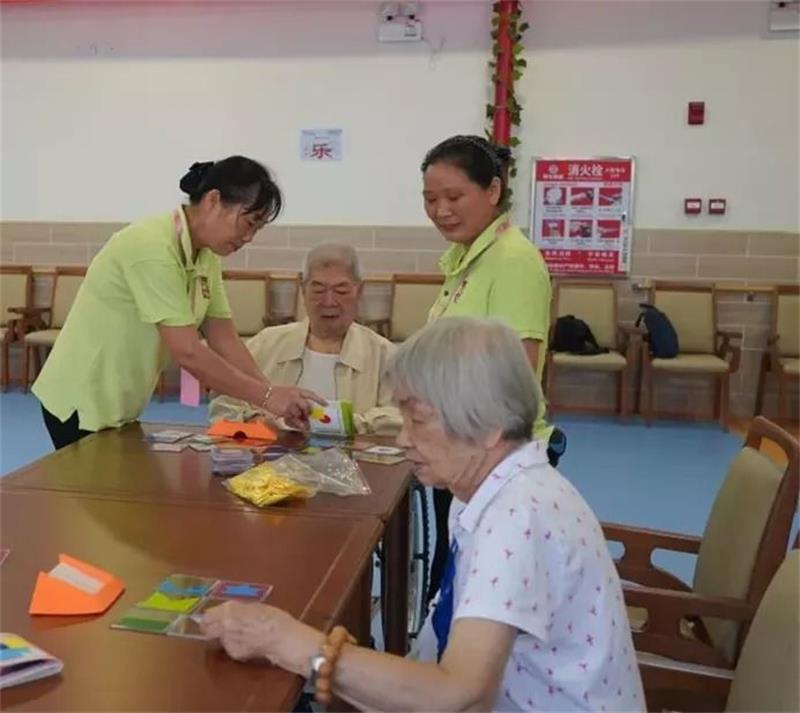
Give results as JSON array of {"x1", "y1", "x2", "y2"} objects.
[{"x1": 413, "y1": 439, "x2": 644, "y2": 712}]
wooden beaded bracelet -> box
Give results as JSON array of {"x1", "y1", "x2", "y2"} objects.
[{"x1": 313, "y1": 625, "x2": 356, "y2": 707}]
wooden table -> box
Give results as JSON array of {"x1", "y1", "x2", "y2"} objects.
[
  {"x1": 1, "y1": 422, "x2": 412, "y2": 655},
  {"x1": 0, "y1": 490, "x2": 381, "y2": 712}
]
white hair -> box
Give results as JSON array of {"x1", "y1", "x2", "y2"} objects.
[
  {"x1": 302, "y1": 243, "x2": 362, "y2": 283},
  {"x1": 385, "y1": 316, "x2": 539, "y2": 443}
]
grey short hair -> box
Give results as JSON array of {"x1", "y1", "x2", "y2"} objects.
[
  {"x1": 385, "y1": 316, "x2": 538, "y2": 443},
  {"x1": 302, "y1": 243, "x2": 362, "y2": 283}
]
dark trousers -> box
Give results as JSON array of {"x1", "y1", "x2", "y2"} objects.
[
  {"x1": 41, "y1": 406, "x2": 93, "y2": 450},
  {"x1": 426, "y1": 428, "x2": 568, "y2": 605}
]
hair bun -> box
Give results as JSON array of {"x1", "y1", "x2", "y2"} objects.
[
  {"x1": 494, "y1": 146, "x2": 512, "y2": 162},
  {"x1": 179, "y1": 161, "x2": 214, "y2": 196}
]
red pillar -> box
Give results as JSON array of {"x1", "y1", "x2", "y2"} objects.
[{"x1": 492, "y1": 0, "x2": 515, "y2": 147}]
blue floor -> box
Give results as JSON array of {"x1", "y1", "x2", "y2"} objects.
[{"x1": 0, "y1": 393, "x2": 769, "y2": 585}]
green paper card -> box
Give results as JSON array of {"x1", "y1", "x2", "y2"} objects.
[
  {"x1": 111, "y1": 607, "x2": 179, "y2": 634},
  {"x1": 137, "y1": 591, "x2": 201, "y2": 614}
]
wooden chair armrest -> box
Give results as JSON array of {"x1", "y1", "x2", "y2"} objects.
[
  {"x1": 618, "y1": 324, "x2": 645, "y2": 360},
  {"x1": 603, "y1": 522, "x2": 702, "y2": 554},
  {"x1": 264, "y1": 315, "x2": 294, "y2": 327},
  {"x1": 358, "y1": 317, "x2": 391, "y2": 338},
  {"x1": 619, "y1": 324, "x2": 646, "y2": 336},
  {"x1": 603, "y1": 522, "x2": 700, "y2": 589},
  {"x1": 626, "y1": 585, "x2": 755, "y2": 668},
  {"x1": 716, "y1": 329, "x2": 742, "y2": 340},
  {"x1": 624, "y1": 585, "x2": 755, "y2": 623},
  {"x1": 638, "y1": 652, "x2": 734, "y2": 706},
  {"x1": 715, "y1": 332, "x2": 742, "y2": 373},
  {"x1": 8, "y1": 306, "x2": 50, "y2": 316}
]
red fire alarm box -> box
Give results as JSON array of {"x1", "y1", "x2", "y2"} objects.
[
  {"x1": 684, "y1": 198, "x2": 702, "y2": 215},
  {"x1": 708, "y1": 198, "x2": 727, "y2": 215},
  {"x1": 688, "y1": 102, "x2": 705, "y2": 125}
]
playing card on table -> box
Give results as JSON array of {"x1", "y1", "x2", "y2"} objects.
[
  {"x1": 210, "y1": 580, "x2": 273, "y2": 601},
  {"x1": 145, "y1": 430, "x2": 193, "y2": 444},
  {"x1": 111, "y1": 607, "x2": 180, "y2": 635},
  {"x1": 156, "y1": 574, "x2": 217, "y2": 598},
  {"x1": 362, "y1": 445, "x2": 404, "y2": 457},
  {"x1": 149, "y1": 443, "x2": 187, "y2": 453},
  {"x1": 189, "y1": 443, "x2": 213, "y2": 452},
  {"x1": 354, "y1": 451, "x2": 405, "y2": 466},
  {"x1": 167, "y1": 614, "x2": 211, "y2": 640},
  {"x1": 137, "y1": 591, "x2": 201, "y2": 614}
]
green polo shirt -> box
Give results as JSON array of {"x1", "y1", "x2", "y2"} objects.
[
  {"x1": 33, "y1": 207, "x2": 231, "y2": 432},
  {"x1": 428, "y1": 214, "x2": 553, "y2": 441}
]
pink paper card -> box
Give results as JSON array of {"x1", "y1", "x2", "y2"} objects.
[{"x1": 179, "y1": 369, "x2": 201, "y2": 407}]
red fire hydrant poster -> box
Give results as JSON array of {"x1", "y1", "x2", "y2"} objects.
[{"x1": 530, "y1": 157, "x2": 635, "y2": 276}]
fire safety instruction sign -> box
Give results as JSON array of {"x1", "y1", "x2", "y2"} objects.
[{"x1": 530, "y1": 157, "x2": 635, "y2": 276}]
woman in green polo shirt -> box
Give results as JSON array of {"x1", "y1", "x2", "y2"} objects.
[
  {"x1": 33, "y1": 156, "x2": 322, "y2": 450},
  {"x1": 419, "y1": 134, "x2": 566, "y2": 603}
]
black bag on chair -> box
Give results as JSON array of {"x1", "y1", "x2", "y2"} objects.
[
  {"x1": 552, "y1": 315, "x2": 607, "y2": 356},
  {"x1": 636, "y1": 303, "x2": 679, "y2": 358}
]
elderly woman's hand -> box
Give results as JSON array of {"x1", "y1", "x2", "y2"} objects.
[{"x1": 199, "y1": 600, "x2": 323, "y2": 674}]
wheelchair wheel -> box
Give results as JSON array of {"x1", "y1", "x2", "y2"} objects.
[{"x1": 408, "y1": 479, "x2": 431, "y2": 640}]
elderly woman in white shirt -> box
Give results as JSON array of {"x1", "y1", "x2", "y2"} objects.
[{"x1": 201, "y1": 316, "x2": 644, "y2": 712}]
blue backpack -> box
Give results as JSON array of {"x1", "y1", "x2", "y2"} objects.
[{"x1": 636, "y1": 303, "x2": 679, "y2": 358}]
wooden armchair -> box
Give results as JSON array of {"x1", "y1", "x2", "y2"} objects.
[
  {"x1": 755, "y1": 285, "x2": 799, "y2": 424},
  {"x1": 603, "y1": 416, "x2": 799, "y2": 670},
  {"x1": 263, "y1": 272, "x2": 302, "y2": 327},
  {"x1": 638, "y1": 549, "x2": 799, "y2": 712},
  {"x1": 0, "y1": 265, "x2": 33, "y2": 390},
  {"x1": 640, "y1": 282, "x2": 741, "y2": 430},
  {"x1": 388, "y1": 274, "x2": 443, "y2": 343},
  {"x1": 22, "y1": 266, "x2": 86, "y2": 391},
  {"x1": 545, "y1": 280, "x2": 643, "y2": 417},
  {"x1": 223, "y1": 270, "x2": 271, "y2": 338}
]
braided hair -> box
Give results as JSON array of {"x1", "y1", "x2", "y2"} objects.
[{"x1": 421, "y1": 135, "x2": 511, "y2": 210}]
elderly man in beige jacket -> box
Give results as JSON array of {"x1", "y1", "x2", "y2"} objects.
[{"x1": 209, "y1": 244, "x2": 400, "y2": 435}]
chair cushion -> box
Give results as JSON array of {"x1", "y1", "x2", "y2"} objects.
[
  {"x1": 651, "y1": 354, "x2": 729, "y2": 373},
  {"x1": 224, "y1": 279, "x2": 268, "y2": 337},
  {"x1": 725, "y1": 551, "x2": 799, "y2": 712},
  {"x1": 654, "y1": 291, "x2": 715, "y2": 354},
  {"x1": 779, "y1": 357, "x2": 799, "y2": 376},
  {"x1": 556, "y1": 285, "x2": 617, "y2": 349},
  {"x1": 693, "y1": 446, "x2": 784, "y2": 664},
  {"x1": 25, "y1": 329, "x2": 61, "y2": 346},
  {"x1": 552, "y1": 350, "x2": 627, "y2": 371}
]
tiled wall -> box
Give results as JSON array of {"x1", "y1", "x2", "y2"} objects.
[{"x1": 1, "y1": 221, "x2": 798, "y2": 420}]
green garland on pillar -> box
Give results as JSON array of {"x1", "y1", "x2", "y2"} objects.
[{"x1": 486, "y1": 1, "x2": 529, "y2": 205}]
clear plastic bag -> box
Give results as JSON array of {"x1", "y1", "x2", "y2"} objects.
[
  {"x1": 272, "y1": 448, "x2": 371, "y2": 497},
  {"x1": 223, "y1": 463, "x2": 318, "y2": 506}
]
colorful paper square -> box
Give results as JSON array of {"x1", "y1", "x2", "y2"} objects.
[{"x1": 209, "y1": 580, "x2": 272, "y2": 601}]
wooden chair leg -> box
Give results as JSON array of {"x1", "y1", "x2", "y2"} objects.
[
  {"x1": 23, "y1": 344, "x2": 31, "y2": 393},
  {"x1": 1, "y1": 340, "x2": 8, "y2": 392},
  {"x1": 157, "y1": 372, "x2": 166, "y2": 402},
  {"x1": 617, "y1": 369, "x2": 626, "y2": 419},
  {"x1": 32, "y1": 347, "x2": 43, "y2": 380},
  {"x1": 643, "y1": 362, "x2": 654, "y2": 426},
  {"x1": 778, "y1": 372, "x2": 788, "y2": 425},
  {"x1": 719, "y1": 374, "x2": 730, "y2": 431},
  {"x1": 754, "y1": 353, "x2": 769, "y2": 417},
  {"x1": 712, "y1": 375, "x2": 722, "y2": 421}
]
